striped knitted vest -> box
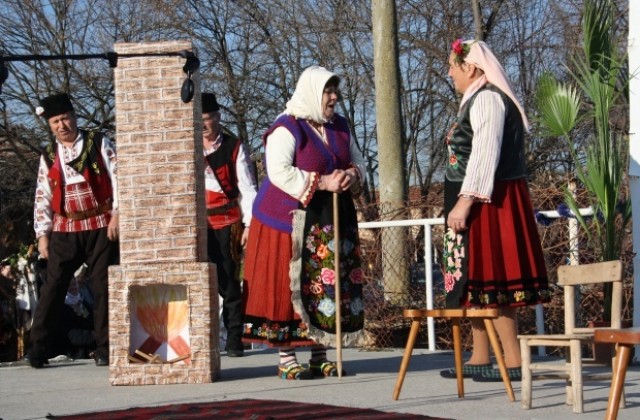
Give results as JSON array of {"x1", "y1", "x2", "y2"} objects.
[{"x1": 253, "y1": 114, "x2": 352, "y2": 233}]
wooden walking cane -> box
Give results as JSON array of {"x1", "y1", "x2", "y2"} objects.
[{"x1": 332, "y1": 192, "x2": 343, "y2": 378}]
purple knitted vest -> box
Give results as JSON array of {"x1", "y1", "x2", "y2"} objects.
[{"x1": 253, "y1": 114, "x2": 352, "y2": 233}]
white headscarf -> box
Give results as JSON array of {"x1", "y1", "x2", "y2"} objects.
[
  {"x1": 284, "y1": 65, "x2": 339, "y2": 124},
  {"x1": 460, "y1": 40, "x2": 530, "y2": 132}
]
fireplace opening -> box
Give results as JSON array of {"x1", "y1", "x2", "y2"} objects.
[{"x1": 128, "y1": 284, "x2": 191, "y2": 364}]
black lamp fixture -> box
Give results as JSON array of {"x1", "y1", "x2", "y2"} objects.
[
  {"x1": 105, "y1": 51, "x2": 118, "y2": 68},
  {"x1": 179, "y1": 50, "x2": 200, "y2": 103}
]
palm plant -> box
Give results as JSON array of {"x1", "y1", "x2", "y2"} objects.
[{"x1": 535, "y1": 0, "x2": 630, "y2": 320}]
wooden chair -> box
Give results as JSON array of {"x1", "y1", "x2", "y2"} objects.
[
  {"x1": 594, "y1": 327, "x2": 640, "y2": 420},
  {"x1": 393, "y1": 308, "x2": 515, "y2": 402},
  {"x1": 518, "y1": 260, "x2": 623, "y2": 414}
]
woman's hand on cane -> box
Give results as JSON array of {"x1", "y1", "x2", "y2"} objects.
[{"x1": 319, "y1": 170, "x2": 348, "y2": 193}]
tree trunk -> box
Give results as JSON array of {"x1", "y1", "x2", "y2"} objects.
[
  {"x1": 372, "y1": 0, "x2": 408, "y2": 304},
  {"x1": 471, "y1": 0, "x2": 484, "y2": 40}
]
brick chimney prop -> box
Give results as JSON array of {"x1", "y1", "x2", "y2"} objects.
[{"x1": 108, "y1": 40, "x2": 220, "y2": 385}]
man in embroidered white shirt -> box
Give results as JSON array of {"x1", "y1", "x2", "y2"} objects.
[
  {"x1": 28, "y1": 93, "x2": 118, "y2": 368},
  {"x1": 201, "y1": 92, "x2": 257, "y2": 357}
]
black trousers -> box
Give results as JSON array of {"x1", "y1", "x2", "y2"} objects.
[
  {"x1": 30, "y1": 228, "x2": 116, "y2": 358},
  {"x1": 207, "y1": 225, "x2": 243, "y2": 345}
]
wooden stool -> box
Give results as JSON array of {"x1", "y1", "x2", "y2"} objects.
[
  {"x1": 392, "y1": 308, "x2": 515, "y2": 402},
  {"x1": 594, "y1": 328, "x2": 640, "y2": 420}
]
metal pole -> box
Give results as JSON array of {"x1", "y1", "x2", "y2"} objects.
[
  {"x1": 628, "y1": 0, "x2": 640, "y2": 361},
  {"x1": 424, "y1": 224, "x2": 435, "y2": 351}
]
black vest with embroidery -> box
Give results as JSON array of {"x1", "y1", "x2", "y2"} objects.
[
  {"x1": 205, "y1": 129, "x2": 241, "y2": 200},
  {"x1": 445, "y1": 84, "x2": 526, "y2": 182}
]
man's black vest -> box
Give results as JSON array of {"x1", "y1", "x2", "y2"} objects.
[{"x1": 205, "y1": 129, "x2": 241, "y2": 200}]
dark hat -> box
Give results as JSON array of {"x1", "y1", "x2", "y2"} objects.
[
  {"x1": 201, "y1": 92, "x2": 220, "y2": 114},
  {"x1": 36, "y1": 93, "x2": 74, "y2": 119}
]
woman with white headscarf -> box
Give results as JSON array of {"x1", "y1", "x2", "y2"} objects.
[
  {"x1": 242, "y1": 66, "x2": 366, "y2": 380},
  {"x1": 441, "y1": 40, "x2": 550, "y2": 382}
]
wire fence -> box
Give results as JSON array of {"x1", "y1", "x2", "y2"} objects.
[
  {"x1": 0, "y1": 187, "x2": 634, "y2": 361},
  {"x1": 357, "y1": 196, "x2": 635, "y2": 356}
]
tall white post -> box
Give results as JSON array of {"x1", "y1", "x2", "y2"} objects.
[
  {"x1": 628, "y1": 0, "x2": 639, "y2": 360},
  {"x1": 567, "y1": 181, "x2": 580, "y2": 266}
]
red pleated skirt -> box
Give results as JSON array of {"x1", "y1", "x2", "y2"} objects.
[
  {"x1": 444, "y1": 178, "x2": 551, "y2": 308},
  {"x1": 242, "y1": 218, "x2": 316, "y2": 347}
]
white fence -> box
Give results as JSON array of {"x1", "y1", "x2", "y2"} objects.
[{"x1": 358, "y1": 207, "x2": 593, "y2": 352}]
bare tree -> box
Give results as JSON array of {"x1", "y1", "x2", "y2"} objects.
[
  {"x1": 1, "y1": 0, "x2": 628, "y2": 263},
  {"x1": 0, "y1": 0, "x2": 173, "y2": 257},
  {"x1": 150, "y1": 0, "x2": 381, "y2": 202}
]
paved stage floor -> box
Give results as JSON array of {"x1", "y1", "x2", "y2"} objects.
[{"x1": 1, "y1": 347, "x2": 639, "y2": 419}]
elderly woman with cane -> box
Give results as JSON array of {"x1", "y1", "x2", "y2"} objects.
[{"x1": 242, "y1": 65, "x2": 366, "y2": 380}]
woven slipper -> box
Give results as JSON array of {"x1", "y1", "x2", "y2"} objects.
[
  {"x1": 309, "y1": 360, "x2": 346, "y2": 377},
  {"x1": 278, "y1": 364, "x2": 313, "y2": 380},
  {"x1": 440, "y1": 363, "x2": 493, "y2": 379},
  {"x1": 472, "y1": 367, "x2": 522, "y2": 382}
]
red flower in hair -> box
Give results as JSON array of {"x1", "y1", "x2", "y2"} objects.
[
  {"x1": 451, "y1": 39, "x2": 471, "y2": 63},
  {"x1": 451, "y1": 39, "x2": 465, "y2": 55}
]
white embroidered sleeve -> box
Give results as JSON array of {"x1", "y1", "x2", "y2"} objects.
[
  {"x1": 33, "y1": 155, "x2": 54, "y2": 238},
  {"x1": 236, "y1": 141, "x2": 258, "y2": 226},
  {"x1": 101, "y1": 136, "x2": 118, "y2": 210},
  {"x1": 460, "y1": 91, "x2": 505, "y2": 201},
  {"x1": 264, "y1": 126, "x2": 313, "y2": 202}
]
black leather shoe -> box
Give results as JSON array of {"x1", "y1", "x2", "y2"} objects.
[
  {"x1": 225, "y1": 335, "x2": 245, "y2": 357},
  {"x1": 95, "y1": 356, "x2": 109, "y2": 366},
  {"x1": 28, "y1": 355, "x2": 49, "y2": 368},
  {"x1": 27, "y1": 350, "x2": 49, "y2": 369},
  {"x1": 226, "y1": 348, "x2": 244, "y2": 357}
]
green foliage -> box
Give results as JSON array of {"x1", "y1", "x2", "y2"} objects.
[
  {"x1": 1, "y1": 242, "x2": 34, "y2": 270},
  {"x1": 534, "y1": 0, "x2": 630, "y2": 288},
  {"x1": 534, "y1": 73, "x2": 581, "y2": 139}
]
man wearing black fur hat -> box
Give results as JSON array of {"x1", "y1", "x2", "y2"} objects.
[
  {"x1": 29, "y1": 93, "x2": 118, "y2": 368},
  {"x1": 201, "y1": 92, "x2": 257, "y2": 357}
]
